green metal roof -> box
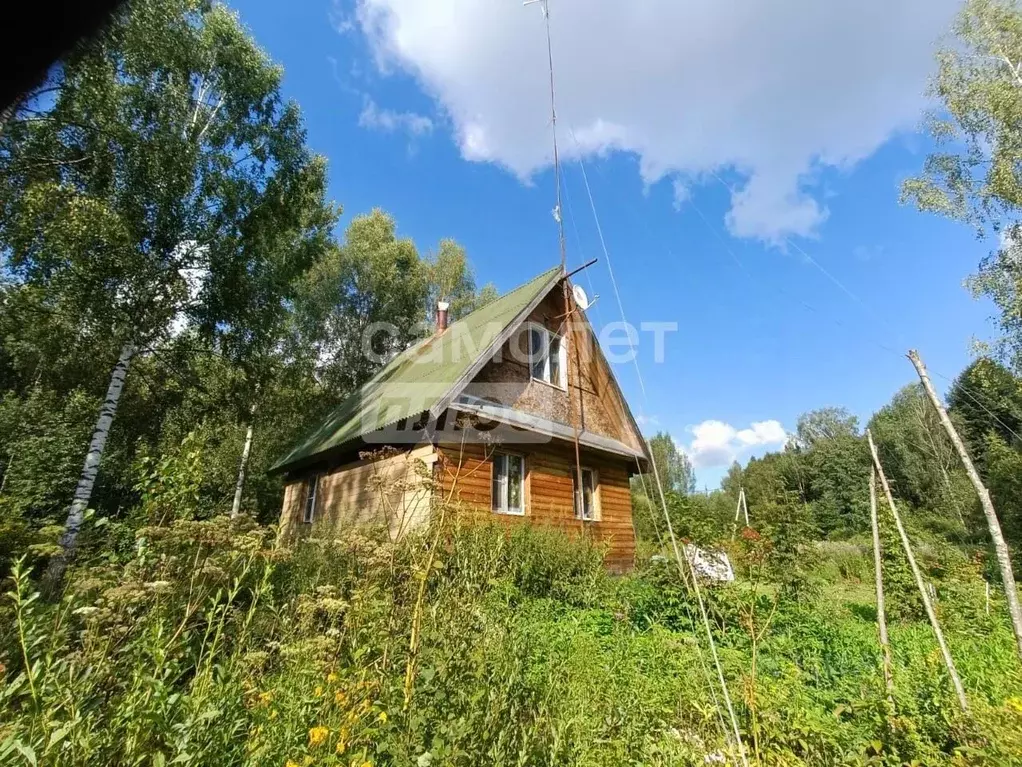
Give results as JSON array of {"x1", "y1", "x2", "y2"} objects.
[{"x1": 271, "y1": 265, "x2": 562, "y2": 473}]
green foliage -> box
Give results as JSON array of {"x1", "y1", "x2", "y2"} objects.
[
  {"x1": 981, "y1": 434, "x2": 1022, "y2": 549},
  {"x1": 945, "y1": 358, "x2": 1022, "y2": 551},
  {"x1": 0, "y1": 0, "x2": 495, "y2": 549},
  {"x1": 424, "y1": 238, "x2": 496, "y2": 322},
  {"x1": 0, "y1": 389, "x2": 98, "y2": 525},
  {"x1": 800, "y1": 434, "x2": 870, "y2": 538},
  {"x1": 947, "y1": 358, "x2": 1022, "y2": 466},
  {"x1": 794, "y1": 407, "x2": 860, "y2": 449},
  {"x1": 868, "y1": 384, "x2": 975, "y2": 540},
  {"x1": 902, "y1": 0, "x2": 1022, "y2": 228},
  {"x1": 904, "y1": 0, "x2": 1022, "y2": 371},
  {"x1": 134, "y1": 431, "x2": 210, "y2": 525},
  {"x1": 3, "y1": 518, "x2": 1021, "y2": 767},
  {"x1": 644, "y1": 431, "x2": 696, "y2": 495}
]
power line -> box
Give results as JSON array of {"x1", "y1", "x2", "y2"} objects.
[
  {"x1": 564, "y1": 141, "x2": 745, "y2": 750},
  {"x1": 571, "y1": 133, "x2": 749, "y2": 767},
  {"x1": 561, "y1": 162, "x2": 607, "y2": 332},
  {"x1": 706, "y1": 170, "x2": 902, "y2": 343},
  {"x1": 566, "y1": 131, "x2": 1022, "y2": 500},
  {"x1": 571, "y1": 135, "x2": 646, "y2": 400},
  {"x1": 930, "y1": 367, "x2": 1022, "y2": 445}
]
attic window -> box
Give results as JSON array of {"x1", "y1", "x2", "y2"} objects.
[
  {"x1": 303, "y1": 475, "x2": 319, "y2": 524},
  {"x1": 528, "y1": 323, "x2": 567, "y2": 389},
  {"x1": 491, "y1": 452, "x2": 525, "y2": 515}
]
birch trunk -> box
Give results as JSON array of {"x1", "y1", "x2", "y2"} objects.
[
  {"x1": 0, "y1": 101, "x2": 16, "y2": 137},
  {"x1": 867, "y1": 429, "x2": 969, "y2": 712},
  {"x1": 0, "y1": 451, "x2": 13, "y2": 496},
  {"x1": 908, "y1": 349, "x2": 1022, "y2": 661},
  {"x1": 869, "y1": 469, "x2": 894, "y2": 701},
  {"x1": 45, "y1": 341, "x2": 135, "y2": 586},
  {"x1": 230, "y1": 409, "x2": 256, "y2": 519}
]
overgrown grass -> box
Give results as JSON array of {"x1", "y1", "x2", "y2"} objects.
[{"x1": 1, "y1": 515, "x2": 1021, "y2": 766}]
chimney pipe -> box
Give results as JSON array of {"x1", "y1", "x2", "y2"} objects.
[{"x1": 436, "y1": 300, "x2": 450, "y2": 333}]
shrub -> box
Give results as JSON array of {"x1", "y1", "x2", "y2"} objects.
[{"x1": 2, "y1": 513, "x2": 1021, "y2": 766}]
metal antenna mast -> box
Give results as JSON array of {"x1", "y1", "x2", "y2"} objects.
[{"x1": 525, "y1": 0, "x2": 567, "y2": 269}]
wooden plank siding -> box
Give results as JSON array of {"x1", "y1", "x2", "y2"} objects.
[
  {"x1": 436, "y1": 441, "x2": 636, "y2": 572},
  {"x1": 279, "y1": 445, "x2": 437, "y2": 541},
  {"x1": 468, "y1": 288, "x2": 645, "y2": 456}
]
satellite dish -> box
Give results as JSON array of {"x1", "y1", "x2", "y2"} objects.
[{"x1": 572, "y1": 284, "x2": 590, "y2": 311}]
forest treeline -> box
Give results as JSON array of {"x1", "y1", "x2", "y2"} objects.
[
  {"x1": 3, "y1": 0, "x2": 1022, "y2": 579},
  {"x1": 0, "y1": 0, "x2": 496, "y2": 569},
  {"x1": 636, "y1": 360, "x2": 1022, "y2": 589}
]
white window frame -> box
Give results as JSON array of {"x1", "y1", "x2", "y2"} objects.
[
  {"x1": 491, "y1": 452, "x2": 526, "y2": 516},
  {"x1": 303, "y1": 475, "x2": 319, "y2": 524},
  {"x1": 573, "y1": 467, "x2": 599, "y2": 521},
  {"x1": 527, "y1": 322, "x2": 567, "y2": 390}
]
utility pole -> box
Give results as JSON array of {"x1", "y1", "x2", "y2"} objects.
[
  {"x1": 908, "y1": 349, "x2": 1022, "y2": 661},
  {"x1": 731, "y1": 487, "x2": 749, "y2": 540},
  {"x1": 867, "y1": 430, "x2": 968, "y2": 712},
  {"x1": 869, "y1": 468, "x2": 894, "y2": 702}
]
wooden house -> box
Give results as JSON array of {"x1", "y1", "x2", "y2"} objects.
[{"x1": 271, "y1": 265, "x2": 649, "y2": 571}]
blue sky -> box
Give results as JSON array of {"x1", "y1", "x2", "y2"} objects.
[{"x1": 228, "y1": 0, "x2": 994, "y2": 488}]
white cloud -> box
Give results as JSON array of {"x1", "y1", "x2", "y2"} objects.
[
  {"x1": 354, "y1": 0, "x2": 957, "y2": 243},
  {"x1": 671, "y1": 178, "x2": 691, "y2": 211},
  {"x1": 684, "y1": 419, "x2": 787, "y2": 469},
  {"x1": 736, "y1": 420, "x2": 787, "y2": 447},
  {"x1": 635, "y1": 414, "x2": 660, "y2": 428},
  {"x1": 358, "y1": 96, "x2": 434, "y2": 137}
]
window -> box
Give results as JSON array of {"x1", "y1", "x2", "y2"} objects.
[
  {"x1": 528, "y1": 324, "x2": 567, "y2": 389},
  {"x1": 491, "y1": 453, "x2": 525, "y2": 515},
  {"x1": 303, "y1": 475, "x2": 319, "y2": 524},
  {"x1": 573, "y1": 468, "x2": 598, "y2": 521}
]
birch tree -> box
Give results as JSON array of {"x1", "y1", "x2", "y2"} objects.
[
  {"x1": 904, "y1": 0, "x2": 1022, "y2": 368},
  {"x1": 424, "y1": 239, "x2": 497, "y2": 322},
  {"x1": 295, "y1": 211, "x2": 428, "y2": 394},
  {"x1": 0, "y1": 0, "x2": 333, "y2": 581}
]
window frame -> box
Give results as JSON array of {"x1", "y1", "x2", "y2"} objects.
[
  {"x1": 303, "y1": 474, "x2": 319, "y2": 524},
  {"x1": 527, "y1": 322, "x2": 567, "y2": 390},
  {"x1": 573, "y1": 466, "x2": 600, "y2": 521},
  {"x1": 491, "y1": 451, "x2": 526, "y2": 516}
]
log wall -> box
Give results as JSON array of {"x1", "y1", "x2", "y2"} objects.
[{"x1": 436, "y1": 441, "x2": 636, "y2": 572}]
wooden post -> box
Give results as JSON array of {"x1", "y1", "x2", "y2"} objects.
[
  {"x1": 731, "y1": 487, "x2": 749, "y2": 540},
  {"x1": 908, "y1": 349, "x2": 1022, "y2": 661},
  {"x1": 867, "y1": 429, "x2": 968, "y2": 712},
  {"x1": 869, "y1": 468, "x2": 895, "y2": 701}
]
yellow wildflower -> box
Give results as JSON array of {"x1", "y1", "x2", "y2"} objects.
[
  {"x1": 286, "y1": 761, "x2": 300, "y2": 767},
  {"x1": 270, "y1": 709, "x2": 278, "y2": 720},
  {"x1": 308, "y1": 726, "x2": 330, "y2": 747},
  {"x1": 1007, "y1": 696, "x2": 1022, "y2": 713},
  {"x1": 314, "y1": 685, "x2": 324, "y2": 697},
  {"x1": 258, "y1": 690, "x2": 273, "y2": 705},
  {"x1": 335, "y1": 740, "x2": 347, "y2": 755},
  {"x1": 335, "y1": 690, "x2": 347, "y2": 705},
  {"x1": 327, "y1": 672, "x2": 339, "y2": 684},
  {"x1": 377, "y1": 711, "x2": 388, "y2": 723}
]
